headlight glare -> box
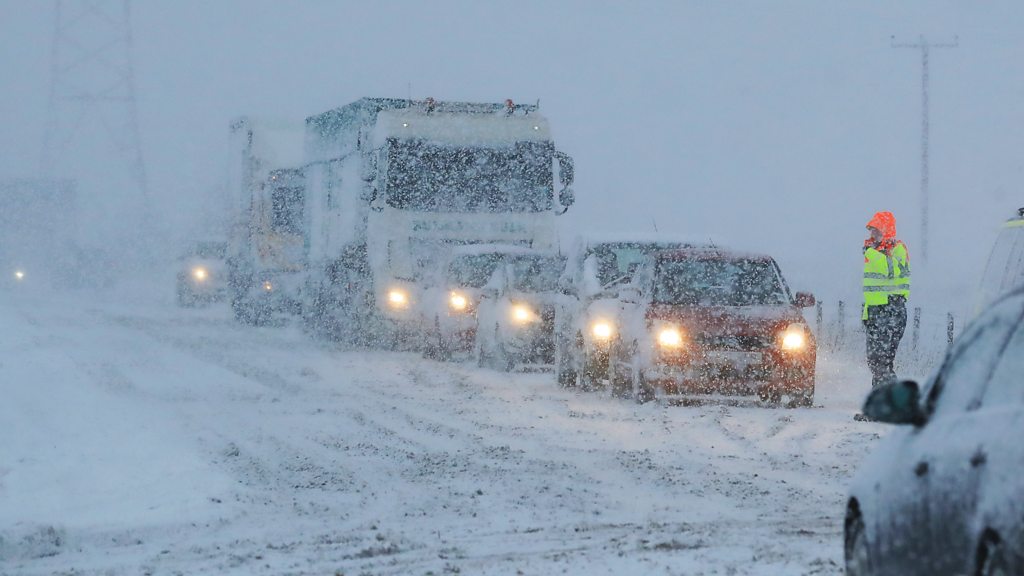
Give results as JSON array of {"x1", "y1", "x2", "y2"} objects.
[
  {"x1": 262, "y1": 280, "x2": 273, "y2": 292},
  {"x1": 193, "y1": 267, "x2": 208, "y2": 281},
  {"x1": 387, "y1": 288, "x2": 409, "y2": 308},
  {"x1": 449, "y1": 292, "x2": 468, "y2": 311},
  {"x1": 781, "y1": 324, "x2": 807, "y2": 350},
  {"x1": 591, "y1": 320, "x2": 614, "y2": 340},
  {"x1": 511, "y1": 304, "x2": 536, "y2": 324},
  {"x1": 657, "y1": 327, "x2": 684, "y2": 348}
]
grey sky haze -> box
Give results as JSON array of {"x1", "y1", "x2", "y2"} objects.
[{"x1": 2, "y1": 1, "x2": 1022, "y2": 311}]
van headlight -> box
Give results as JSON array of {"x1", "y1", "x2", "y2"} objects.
[
  {"x1": 590, "y1": 320, "x2": 614, "y2": 341},
  {"x1": 657, "y1": 326, "x2": 684, "y2": 348},
  {"x1": 387, "y1": 288, "x2": 409, "y2": 309},
  {"x1": 511, "y1": 303, "x2": 537, "y2": 324},
  {"x1": 780, "y1": 324, "x2": 807, "y2": 351},
  {"x1": 449, "y1": 292, "x2": 468, "y2": 311}
]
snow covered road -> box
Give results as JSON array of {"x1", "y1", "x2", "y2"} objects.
[{"x1": 1, "y1": 293, "x2": 892, "y2": 575}]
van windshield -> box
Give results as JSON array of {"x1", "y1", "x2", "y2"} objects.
[{"x1": 508, "y1": 255, "x2": 566, "y2": 292}]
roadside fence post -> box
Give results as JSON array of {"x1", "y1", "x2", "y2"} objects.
[
  {"x1": 912, "y1": 307, "x2": 922, "y2": 353},
  {"x1": 947, "y1": 313, "x2": 955, "y2": 346},
  {"x1": 836, "y1": 300, "x2": 845, "y2": 350},
  {"x1": 815, "y1": 301, "x2": 823, "y2": 345}
]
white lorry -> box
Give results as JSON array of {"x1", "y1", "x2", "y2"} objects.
[
  {"x1": 225, "y1": 117, "x2": 307, "y2": 324},
  {"x1": 300, "y1": 97, "x2": 575, "y2": 345}
]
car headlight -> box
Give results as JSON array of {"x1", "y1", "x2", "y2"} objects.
[
  {"x1": 14, "y1": 270, "x2": 25, "y2": 281},
  {"x1": 590, "y1": 320, "x2": 614, "y2": 341},
  {"x1": 780, "y1": 324, "x2": 807, "y2": 351},
  {"x1": 192, "y1": 267, "x2": 208, "y2": 282},
  {"x1": 657, "y1": 326, "x2": 684, "y2": 348},
  {"x1": 449, "y1": 292, "x2": 468, "y2": 311},
  {"x1": 511, "y1": 303, "x2": 537, "y2": 324},
  {"x1": 262, "y1": 280, "x2": 273, "y2": 292},
  {"x1": 387, "y1": 288, "x2": 409, "y2": 309}
]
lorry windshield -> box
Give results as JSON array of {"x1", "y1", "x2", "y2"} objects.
[
  {"x1": 448, "y1": 254, "x2": 505, "y2": 288},
  {"x1": 508, "y1": 255, "x2": 566, "y2": 292},
  {"x1": 386, "y1": 139, "x2": 554, "y2": 213},
  {"x1": 653, "y1": 258, "x2": 788, "y2": 306}
]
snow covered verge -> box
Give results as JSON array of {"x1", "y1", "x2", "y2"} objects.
[{"x1": 0, "y1": 292, "x2": 901, "y2": 575}]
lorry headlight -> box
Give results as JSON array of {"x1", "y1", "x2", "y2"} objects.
[
  {"x1": 591, "y1": 320, "x2": 614, "y2": 341},
  {"x1": 780, "y1": 324, "x2": 807, "y2": 351},
  {"x1": 657, "y1": 327, "x2": 684, "y2": 348},
  {"x1": 387, "y1": 288, "x2": 409, "y2": 309},
  {"x1": 192, "y1": 267, "x2": 208, "y2": 282},
  {"x1": 511, "y1": 304, "x2": 536, "y2": 324},
  {"x1": 449, "y1": 292, "x2": 468, "y2": 311}
]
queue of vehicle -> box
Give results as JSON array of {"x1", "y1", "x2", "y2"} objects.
[{"x1": 187, "y1": 96, "x2": 1024, "y2": 573}]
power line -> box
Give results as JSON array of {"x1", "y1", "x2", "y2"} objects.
[{"x1": 891, "y1": 34, "x2": 958, "y2": 264}]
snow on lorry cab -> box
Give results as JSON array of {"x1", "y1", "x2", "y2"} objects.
[
  {"x1": 226, "y1": 117, "x2": 307, "y2": 325},
  {"x1": 300, "y1": 97, "x2": 575, "y2": 346}
]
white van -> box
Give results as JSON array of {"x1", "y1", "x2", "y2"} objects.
[{"x1": 976, "y1": 207, "x2": 1024, "y2": 314}]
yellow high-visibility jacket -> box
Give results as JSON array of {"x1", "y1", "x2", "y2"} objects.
[{"x1": 863, "y1": 241, "x2": 911, "y2": 320}]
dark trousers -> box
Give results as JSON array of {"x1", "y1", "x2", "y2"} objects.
[{"x1": 865, "y1": 298, "x2": 907, "y2": 388}]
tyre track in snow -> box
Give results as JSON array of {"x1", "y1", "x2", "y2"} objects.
[
  {"x1": 95, "y1": 310, "x2": 702, "y2": 572},
  {"x1": 86, "y1": 308, "x2": 601, "y2": 571},
  {"x1": 13, "y1": 300, "x2": 873, "y2": 575}
]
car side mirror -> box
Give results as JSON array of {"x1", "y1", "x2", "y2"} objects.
[
  {"x1": 863, "y1": 380, "x2": 926, "y2": 426},
  {"x1": 794, "y1": 292, "x2": 815, "y2": 308},
  {"x1": 555, "y1": 151, "x2": 574, "y2": 187}
]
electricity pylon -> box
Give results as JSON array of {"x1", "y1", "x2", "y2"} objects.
[{"x1": 41, "y1": 0, "x2": 148, "y2": 201}]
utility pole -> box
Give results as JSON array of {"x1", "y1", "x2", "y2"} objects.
[
  {"x1": 891, "y1": 35, "x2": 957, "y2": 264},
  {"x1": 41, "y1": 0, "x2": 149, "y2": 201}
]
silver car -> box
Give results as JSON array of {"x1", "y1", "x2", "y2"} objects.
[
  {"x1": 846, "y1": 286, "x2": 1024, "y2": 575},
  {"x1": 474, "y1": 252, "x2": 567, "y2": 371},
  {"x1": 419, "y1": 244, "x2": 536, "y2": 360},
  {"x1": 554, "y1": 238, "x2": 696, "y2": 389}
]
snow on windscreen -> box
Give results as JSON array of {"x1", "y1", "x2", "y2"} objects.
[
  {"x1": 590, "y1": 242, "x2": 694, "y2": 287},
  {"x1": 448, "y1": 253, "x2": 505, "y2": 288},
  {"x1": 508, "y1": 255, "x2": 566, "y2": 292},
  {"x1": 385, "y1": 139, "x2": 554, "y2": 213},
  {"x1": 654, "y1": 258, "x2": 788, "y2": 306}
]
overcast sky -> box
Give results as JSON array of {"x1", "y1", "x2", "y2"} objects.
[{"x1": 2, "y1": 1, "x2": 1022, "y2": 309}]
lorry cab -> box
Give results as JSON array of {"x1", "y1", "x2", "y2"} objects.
[{"x1": 303, "y1": 98, "x2": 575, "y2": 346}]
